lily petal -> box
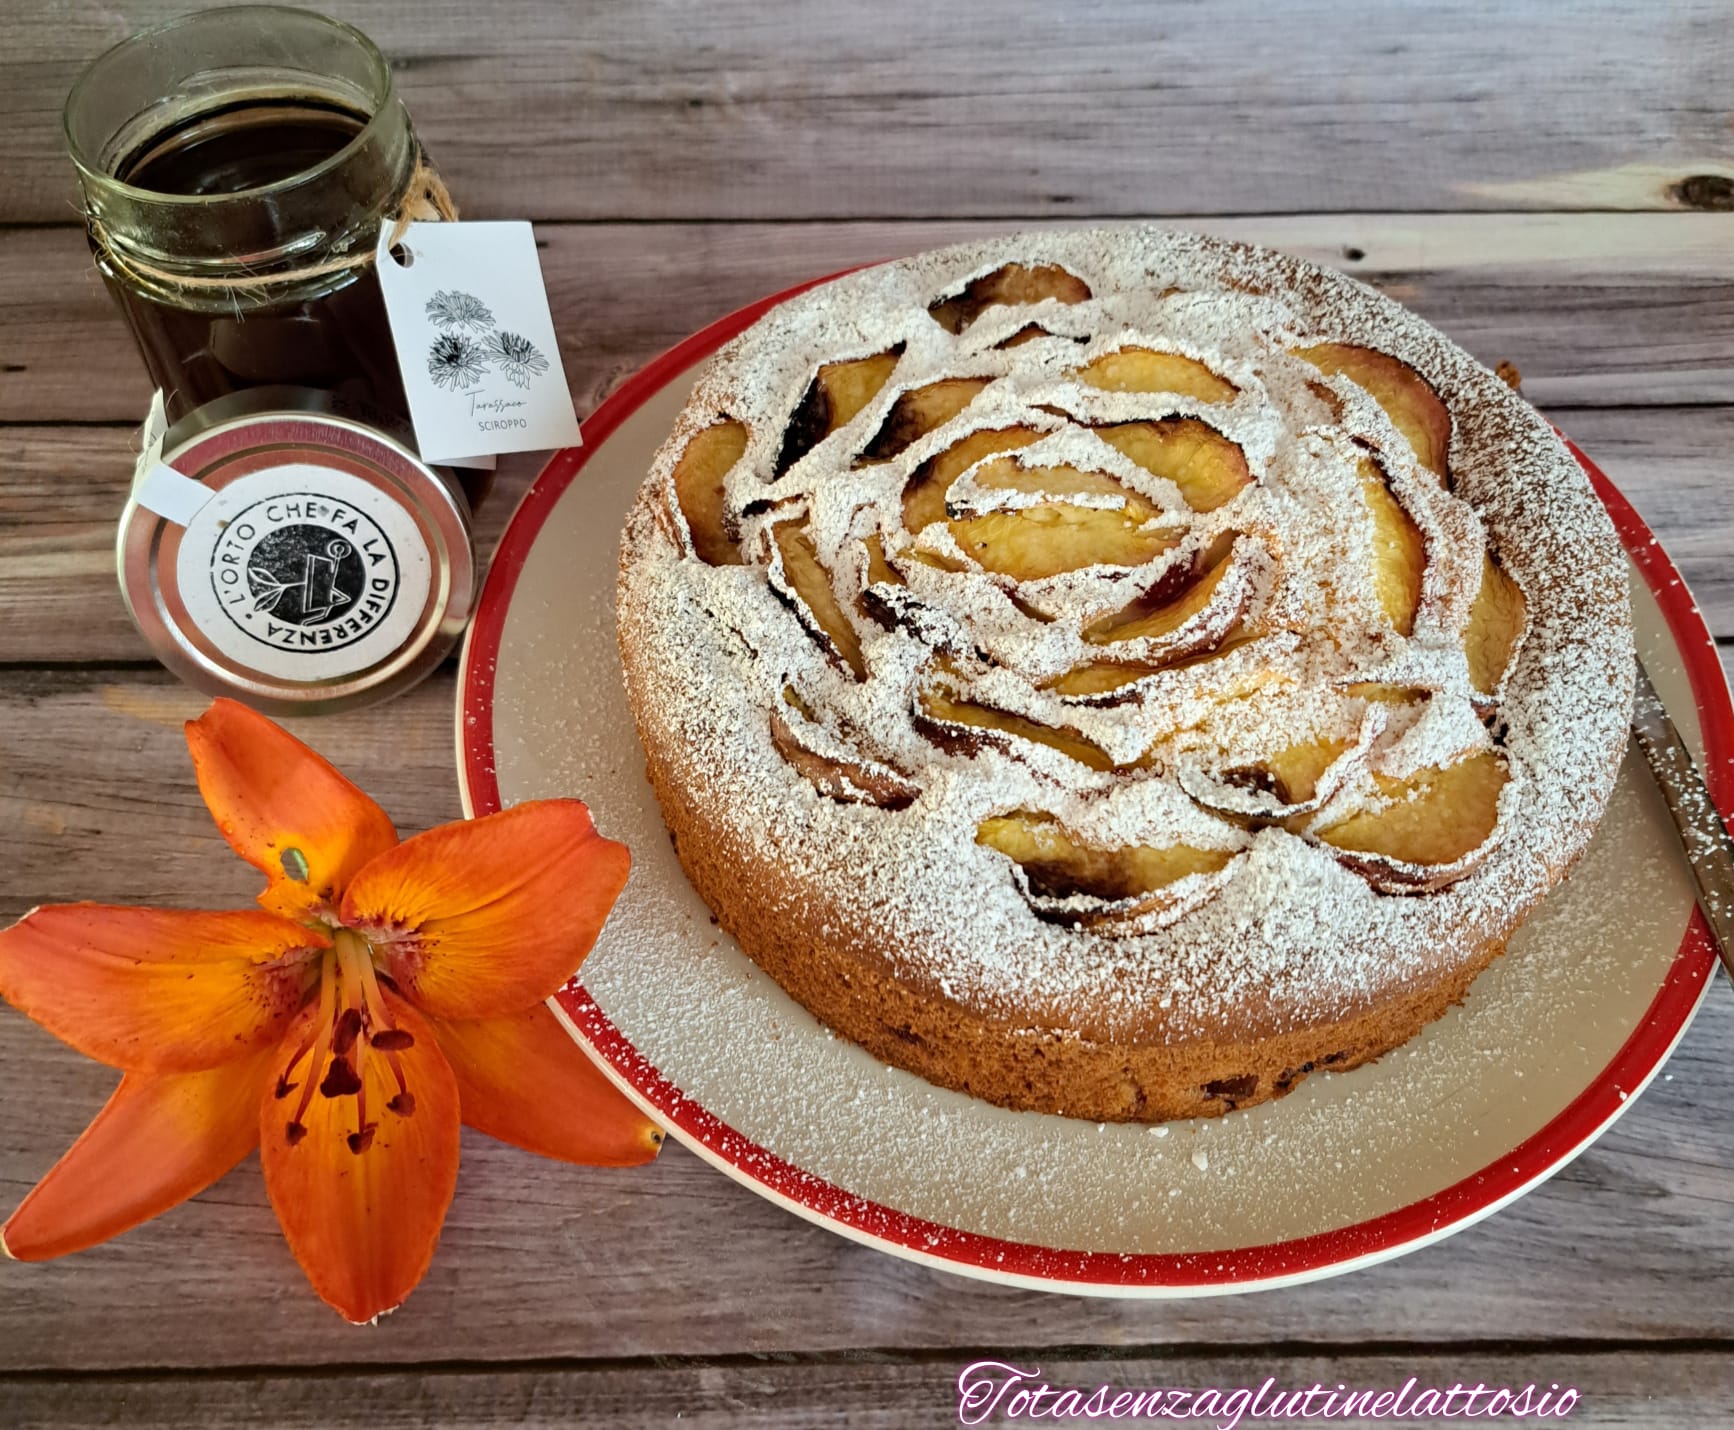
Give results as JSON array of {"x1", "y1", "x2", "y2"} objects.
[
  {"x1": 341, "y1": 801, "x2": 630, "y2": 1021},
  {"x1": 260, "y1": 984, "x2": 460, "y2": 1324},
  {"x1": 432, "y1": 1003, "x2": 662, "y2": 1166},
  {"x1": 186, "y1": 699, "x2": 399, "y2": 920},
  {"x1": 2, "y1": 1048, "x2": 274, "y2": 1261},
  {"x1": 0, "y1": 906, "x2": 325, "y2": 1072}
]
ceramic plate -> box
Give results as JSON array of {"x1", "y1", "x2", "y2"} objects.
[{"x1": 457, "y1": 280, "x2": 1731, "y2": 1296}]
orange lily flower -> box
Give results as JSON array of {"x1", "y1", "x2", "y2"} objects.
[{"x1": 0, "y1": 698, "x2": 660, "y2": 1322}]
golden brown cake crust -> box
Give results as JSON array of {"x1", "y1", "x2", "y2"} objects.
[
  {"x1": 642, "y1": 726, "x2": 1515, "y2": 1120},
  {"x1": 616, "y1": 227, "x2": 1634, "y2": 1122}
]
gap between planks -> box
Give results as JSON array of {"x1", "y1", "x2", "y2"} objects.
[
  {"x1": 2, "y1": 206, "x2": 1728, "y2": 234},
  {"x1": 0, "y1": 1335, "x2": 1730, "y2": 1384}
]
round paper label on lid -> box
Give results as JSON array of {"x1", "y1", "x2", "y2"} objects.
[{"x1": 174, "y1": 462, "x2": 433, "y2": 683}]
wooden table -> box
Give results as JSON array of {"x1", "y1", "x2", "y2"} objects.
[{"x1": 4, "y1": 3, "x2": 1733, "y2": 1424}]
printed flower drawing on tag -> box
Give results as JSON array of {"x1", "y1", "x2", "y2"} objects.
[
  {"x1": 427, "y1": 331, "x2": 488, "y2": 391},
  {"x1": 423, "y1": 290, "x2": 552, "y2": 393},
  {"x1": 487, "y1": 330, "x2": 551, "y2": 389},
  {"x1": 423, "y1": 289, "x2": 496, "y2": 334}
]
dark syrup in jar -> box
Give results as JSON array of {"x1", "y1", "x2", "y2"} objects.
[{"x1": 104, "y1": 97, "x2": 412, "y2": 440}]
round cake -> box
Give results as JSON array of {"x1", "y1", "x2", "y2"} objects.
[{"x1": 616, "y1": 228, "x2": 1634, "y2": 1122}]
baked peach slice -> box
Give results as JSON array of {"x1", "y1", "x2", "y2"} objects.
[
  {"x1": 976, "y1": 810, "x2": 1236, "y2": 929},
  {"x1": 948, "y1": 506, "x2": 1177, "y2": 582},
  {"x1": 1358, "y1": 458, "x2": 1425, "y2": 636},
  {"x1": 1181, "y1": 725, "x2": 1366, "y2": 825},
  {"x1": 862, "y1": 378, "x2": 990, "y2": 462},
  {"x1": 1465, "y1": 551, "x2": 1527, "y2": 698},
  {"x1": 861, "y1": 532, "x2": 903, "y2": 589},
  {"x1": 1229, "y1": 736, "x2": 1358, "y2": 808},
  {"x1": 1043, "y1": 628, "x2": 1272, "y2": 703},
  {"x1": 1083, "y1": 537, "x2": 1244, "y2": 649},
  {"x1": 769, "y1": 520, "x2": 867, "y2": 679},
  {"x1": 1317, "y1": 750, "x2": 1508, "y2": 892},
  {"x1": 1297, "y1": 343, "x2": 1451, "y2": 482},
  {"x1": 969, "y1": 457, "x2": 1137, "y2": 503},
  {"x1": 1340, "y1": 682, "x2": 1427, "y2": 705},
  {"x1": 1306, "y1": 379, "x2": 1345, "y2": 422},
  {"x1": 672, "y1": 420, "x2": 749, "y2": 566},
  {"x1": 945, "y1": 458, "x2": 1180, "y2": 581},
  {"x1": 929, "y1": 263, "x2": 1091, "y2": 334},
  {"x1": 1073, "y1": 349, "x2": 1235, "y2": 403},
  {"x1": 819, "y1": 352, "x2": 902, "y2": 427},
  {"x1": 1095, "y1": 419, "x2": 1252, "y2": 512},
  {"x1": 917, "y1": 678, "x2": 1122, "y2": 773},
  {"x1": 770, "y1": 687, "x2": 919, "y2": 810},
  {"x1": 997, "y1": 324, "x2": 1084, "y2": 350},
  {"x1": 852, "y1": 532, "x2": 916, "y2": 631},
  {"x1": 902, "y1": 427, "x2": 1043, "y2": 535},
  {"x1": 1043, "y1": 663, "x2": 1162, "y2": 700},
  {"x1": 778, "y1": 350, "x2": 902, "y2": 473}
]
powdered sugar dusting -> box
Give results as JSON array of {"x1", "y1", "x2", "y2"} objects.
[{"x1": 616, "y1": 228, "x2": 1634, "y2": 1043}]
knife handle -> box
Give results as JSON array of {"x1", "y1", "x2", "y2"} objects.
[{"x1": 1629, "y1": 660, "x2": 1734, "y2": 981}]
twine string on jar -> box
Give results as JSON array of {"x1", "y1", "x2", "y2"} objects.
[{"x1": 89, "y1": 154, "x2": 457, "y2": 296}]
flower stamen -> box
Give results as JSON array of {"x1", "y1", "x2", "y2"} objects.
[
  {"x1": 287, "y1": 947, "x2": 338, "y2": 1140},
  {"x1": 331, "y1": 928, "x2": 420, "y2": 1149},
  {"x1": 275, "y1": 1021, "x2": 321, "y2": 1099},
  {"x1": 352, "y1": 1074, "x2": 371, "y2": 1152},
  {"x1": 318, "y1": 1057, "x2": 362, "y2": 1098},
  {"x1": 381, "y1": 1050, "x2": 414, "y2": 1117},
  {"x1": 340, "y1": 930, "x2": 419, "y2": 1124},
  {"x1": 331, "y1": 929, "x2": 376, "y2": 1156},
  {"x1": 332, "y1": 1007, "x2": 363, "y2": 1055}
]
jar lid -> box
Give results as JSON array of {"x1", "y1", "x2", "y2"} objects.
[{"x1": 117, "y1": 392, "x2": 475, "y2": 715}]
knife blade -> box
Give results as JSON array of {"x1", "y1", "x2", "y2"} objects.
[{"x1": 1629, "y1": 656, "x2": 1734, "y2": 982}]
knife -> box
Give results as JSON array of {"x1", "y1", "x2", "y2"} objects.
[{"x1": 1629, "y1": 656, "x2": 1734, "y2": 981}]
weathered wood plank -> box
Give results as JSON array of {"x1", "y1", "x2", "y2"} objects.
[
  {"x1": 5, "y1": 404, "x2": 1729, "y2": 667},
  {"x1": 3, "y1": 216, "x2": 1730, "y2": 426},
  {"x1": 1, "y1": 1349, "x2": 1727, "y2": 1428},
  {"x1": 7, "y1": 0, "x2": 1734, "y2": 223},
  {"x1": 0, "y1": 665, "x2": 1731, "y2": 1370},
  {"x1": 1557, "y1": 407, "x2": 1734, "y2": 633},
  {"x1": 0, "y1": 425, "x2": 543, "y2": 665}
]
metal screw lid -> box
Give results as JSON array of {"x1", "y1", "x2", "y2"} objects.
[{"x1": 117, "y1": 389, "x2": 476, "y2": 715}]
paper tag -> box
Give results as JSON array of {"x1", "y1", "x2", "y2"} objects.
[
  {"x1": 136, "y1": 388, "x2": 169, "y2": 472},
  {"x1": 375, "y1": 221, "x2": 581, "y2": 464},
  {"x1": 131, "y1": 389, "x2": 215, "y2": 526},
  {"x1": 136, "y1": 463, "x2": 214, "y2": 526}
]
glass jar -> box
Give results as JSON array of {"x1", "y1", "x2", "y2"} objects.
[
  {"x1": 64, "y1": 5, "x2": 480, "y2": 498},
  {"x1": 70, "y1": 7, "x2": 481, "y2": 713}
]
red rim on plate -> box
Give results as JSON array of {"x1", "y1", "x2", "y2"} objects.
[{"x1": 458, "y1": 278, "x2": 1732, "y2": 1294}]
